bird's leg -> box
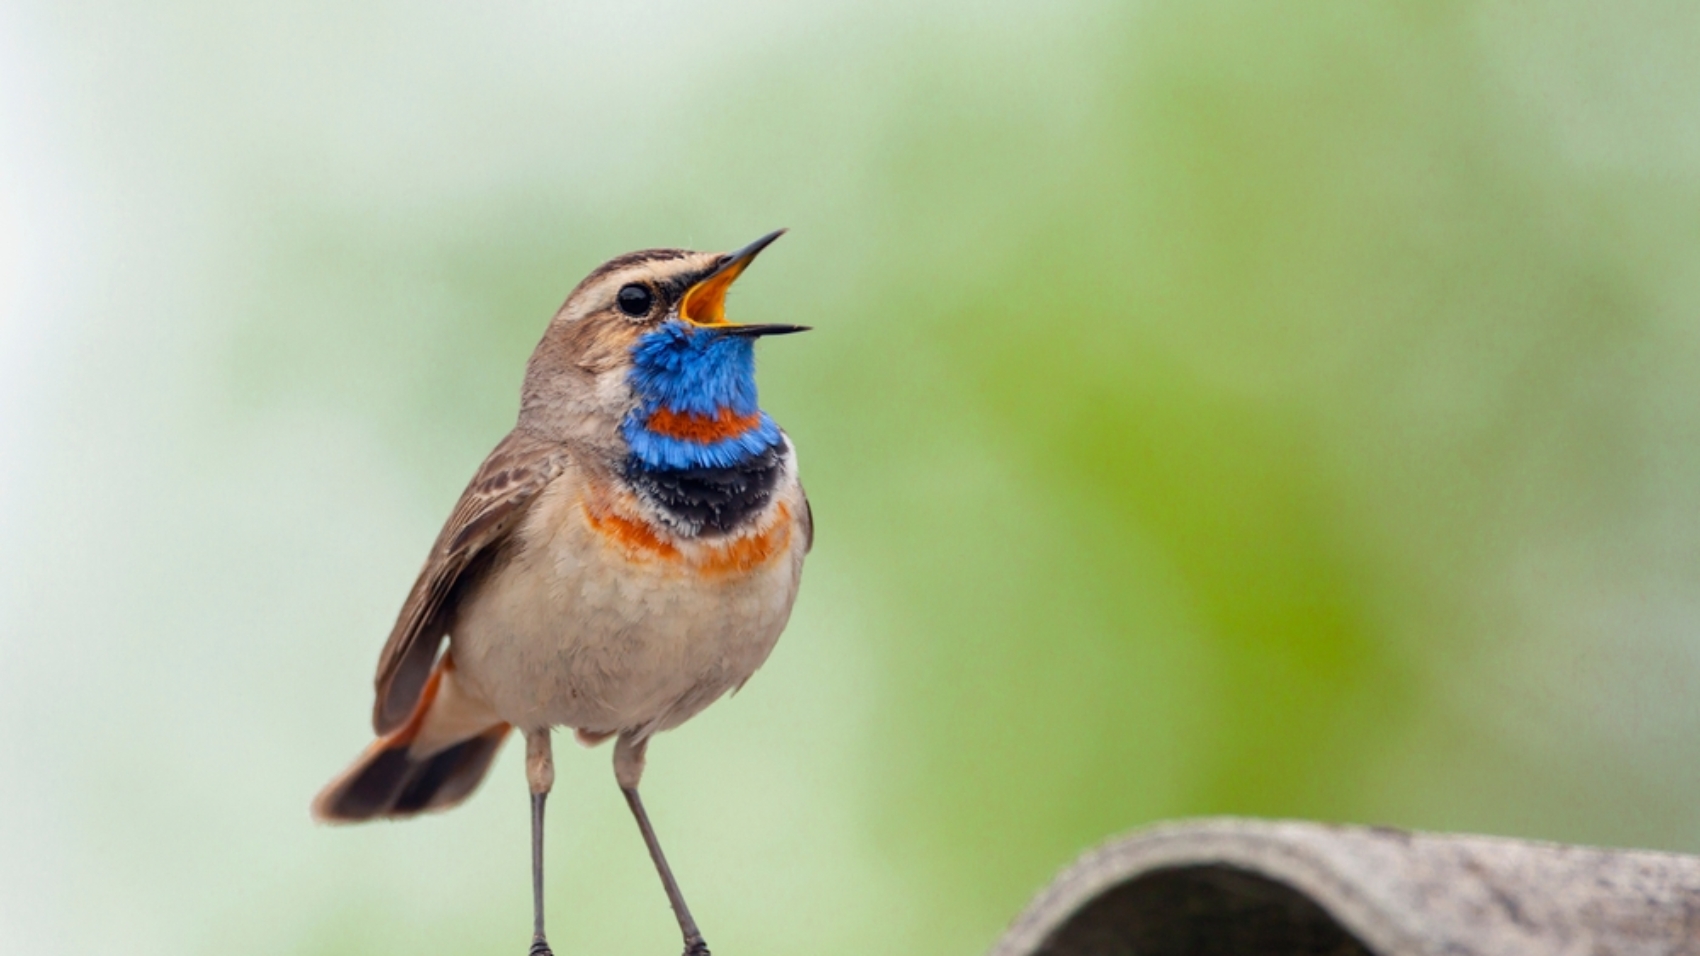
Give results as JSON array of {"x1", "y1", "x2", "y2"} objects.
[
  {"x1": 526, "y1": 729, "x2": 556, "y2": 956},
  {"x1": 615, "y1": 734, "x2": 709, "y2": 956}
]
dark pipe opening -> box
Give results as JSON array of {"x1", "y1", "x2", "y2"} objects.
[{"x1": 1033, "y1": 864, "x2": 1373, "y2": 956}]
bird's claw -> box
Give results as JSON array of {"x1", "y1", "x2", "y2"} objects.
[
  {"x1": 529, "y1": 939, "x2": 554, "y2": 956},
  {"x1": 683, "y1": 939, "x2": 711, "y2": 956}
]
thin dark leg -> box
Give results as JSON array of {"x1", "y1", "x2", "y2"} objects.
[
  {"x1": 529, "y1": 791, "x2": 552, "y2": 956},
  {"x1": 622, "y1": 785, "x2": 709, "y2": 956},
  {"x1": 525, "y1": 729, "x2": 556, "y2": 956}
]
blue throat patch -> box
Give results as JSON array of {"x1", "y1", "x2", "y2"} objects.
[{"x1": 624, "y1": 320, "x2": 783, "y2": 471}]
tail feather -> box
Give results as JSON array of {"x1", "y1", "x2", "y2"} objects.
[
  {"x1": 392, "y1": 728, "x2": 508, "y2": 814},
  {"x1": 313, "y1": 655, "x2": 510, "y2": 823}
]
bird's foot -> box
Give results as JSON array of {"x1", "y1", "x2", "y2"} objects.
[
  {"x1": 529, "y1": 937, "x2": 554, "y2": 956},
  {"x1": 683, "y1": 937, "x2": 710, "y2": 956}
]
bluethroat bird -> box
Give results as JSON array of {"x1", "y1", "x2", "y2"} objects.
[{"x1": 312, "y1": 230, "x2": 811, "y2": 956}]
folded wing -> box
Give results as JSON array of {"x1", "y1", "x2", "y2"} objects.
[{"x1": 371, "y1": 429, "x2": 566, "y2": 734}]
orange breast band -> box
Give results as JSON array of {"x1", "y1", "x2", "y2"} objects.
[
  {"x1": 585, "y1": 509, "x2": 681, "y2": 561},
  {"x1": 583, "y1": 501, "x2": 793, "y2": 574},
  {"x1": 645, "y1": 406, "x2": 762, "y2": 443},
  {"x1": 700, "y1": 503, "x2": 792, "y2": 575}
]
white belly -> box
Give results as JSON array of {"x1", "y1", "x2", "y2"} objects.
[{"x1": 449, "y1": 475, "x2": 807, "y2": 736}]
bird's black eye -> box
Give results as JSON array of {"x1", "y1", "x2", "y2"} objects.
[{"x1": 616, "y1": 283, "x2": 654, "y2": 317}]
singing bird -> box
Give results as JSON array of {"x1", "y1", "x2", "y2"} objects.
[{"x1": 312, "y1": 231, "x2": 811, "y2": 956}]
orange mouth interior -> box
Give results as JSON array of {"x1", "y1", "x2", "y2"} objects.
[{"x1": 679, "y1": 258, "x2": 751, "y2": 327}]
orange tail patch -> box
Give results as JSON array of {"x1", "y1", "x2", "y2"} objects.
[{"x1": 312, "y1": 656, "x2": 510, "y2": 823}]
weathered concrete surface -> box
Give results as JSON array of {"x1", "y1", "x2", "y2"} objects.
[{"x1": 989, "y1": 818, "x2": 1700, "y2": 956}]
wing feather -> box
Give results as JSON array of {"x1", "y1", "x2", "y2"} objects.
[
  {"x1": 800, "y1": 486, "x2": 814, "y2": 553},
  {"x1": 371, "y1": 429, "x2": 565, "y2": 734}
]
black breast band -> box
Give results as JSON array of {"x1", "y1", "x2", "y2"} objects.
[{"x1": 624, "y1": 443, "x2": 785, "y2": 535}]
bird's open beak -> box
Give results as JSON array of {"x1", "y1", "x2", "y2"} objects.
[{"x1": 680, "y1": 229, "x2": 810, "y2": 337}]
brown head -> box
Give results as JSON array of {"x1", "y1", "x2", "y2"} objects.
[{"x1": 516, "y1": 231, "x2": 804, "y2": 456}]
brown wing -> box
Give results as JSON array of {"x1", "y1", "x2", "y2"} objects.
[
  {"x1": 371, "y1": 429, "x2": 566, "y2": 734},
  {"x1": 800, "y1": 484, "x2": 814, "y2": 553}
]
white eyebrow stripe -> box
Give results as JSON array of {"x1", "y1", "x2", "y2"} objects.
[{"x1": 559, "y1": 257, "x2": 716, "y2": 324}]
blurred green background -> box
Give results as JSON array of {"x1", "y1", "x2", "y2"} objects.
[{"x1": 5, "y1": 1, "x2": 1700, "y2": 953}]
